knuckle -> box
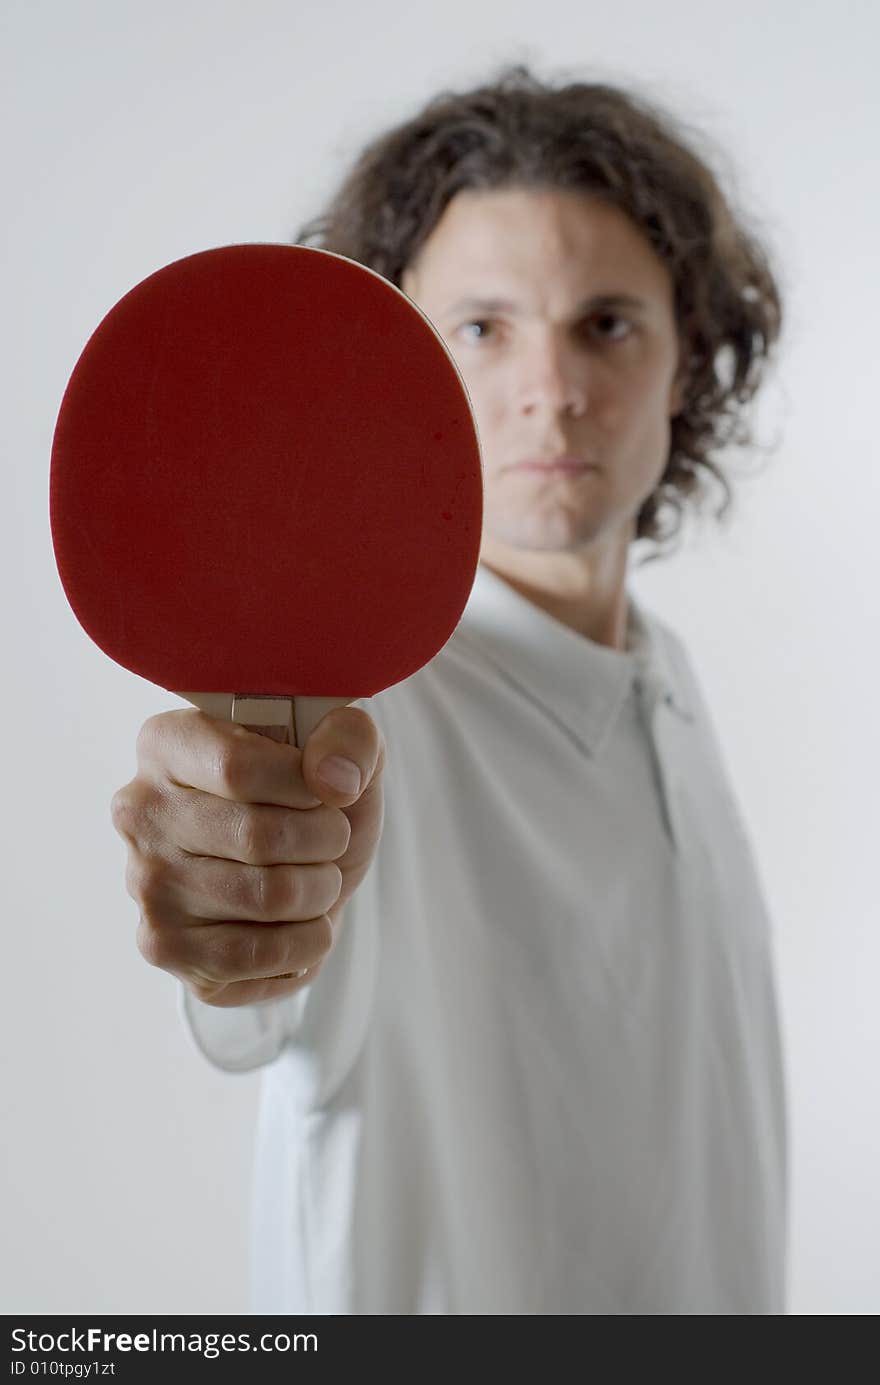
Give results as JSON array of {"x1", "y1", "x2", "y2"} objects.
[
  {"x1": 249, "y1": 926, "x2": 284, "y2": 978},
  {"x1": 233, "y1": 806, "x2": 269, "y2": 865},
  {"x1": 212, "y1": 743, "x2": 250, "y2": 799},
  {"x1": 110, "y1": 784, "x2": 136, "y2": 839},
  {"x1": 253, "y1": 865, "x2": 289, "y2": 919},
  {"x1": 245, "y1": 862, "x2": 341, "y2": 921},
  {"x1": 223, "y1": 863, "x2": 289, "y2": 921},
  {"x1": 136, "y1": 914, "x2": 175, "y2": 971},
  {"x1": 111, "y1": 779, "x2": 150, "y2": 842},
  {"x1": 124, "y1": 853, "x2": 166, "y2": 910}
]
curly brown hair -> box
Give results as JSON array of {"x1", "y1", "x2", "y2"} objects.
[{"x1": 294, "y1": 64, "x2": 784, "y2": 555}]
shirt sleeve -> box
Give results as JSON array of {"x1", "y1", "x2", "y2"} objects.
[{"x1": 178, "y1": 976, "x2": 308, "y2": 1075}]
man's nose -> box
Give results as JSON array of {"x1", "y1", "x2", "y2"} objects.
[{"x1": 515, "y1": 336, "x2": 588, "y2": 418}]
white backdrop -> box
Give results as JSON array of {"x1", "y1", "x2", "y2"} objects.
[{"x1": 4, "y1": 0, "x2": 878, "y2": 1316}]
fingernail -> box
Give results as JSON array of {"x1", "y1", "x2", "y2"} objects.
[{"x1": 317, "y1": 756, "x2": 361, "y2": 795}]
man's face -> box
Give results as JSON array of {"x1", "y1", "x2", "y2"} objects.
[{"x1": 401, "y1": 187, "x2": 687, "y2": 557}]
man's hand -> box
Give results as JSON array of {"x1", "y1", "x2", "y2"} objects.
[{"x1": 111, "y1": 707, "x2": 385, "y2": 1008}]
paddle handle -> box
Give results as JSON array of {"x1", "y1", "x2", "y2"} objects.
[{"x1": 178, "y1": 693, "x2": 353, "y2": 747}]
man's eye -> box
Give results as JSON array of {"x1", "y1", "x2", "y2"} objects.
[
  {"x1": 589, "y1": 313, "x2": 632, "y2": 341},
  {"x1": 458, "y1": 319, "x2": 494, "y2": 342}
]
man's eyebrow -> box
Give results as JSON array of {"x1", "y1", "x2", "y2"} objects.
[{"x1": 442, "y1": 293, "x2": 650, "y2": 317}]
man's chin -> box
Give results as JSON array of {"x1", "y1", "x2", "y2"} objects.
[{"x1": 482, "y1": 517, "x2": 606, "y2": 554}]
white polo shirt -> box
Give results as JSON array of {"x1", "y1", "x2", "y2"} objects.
[{"x1": 181, "y1": 563, "x2": 788, "y2": 1315}]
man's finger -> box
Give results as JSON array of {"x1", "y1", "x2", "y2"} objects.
[
  {"x1": 137, "y1": 709, "x2": 321, "y2": 808},
  {"x1": 301, "y1": 705, "x2": 385, "y2": 807}
]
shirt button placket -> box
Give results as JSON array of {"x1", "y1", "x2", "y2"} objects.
[{"x1": 635, "y1": 672, "x2": 681, "y2": 853}]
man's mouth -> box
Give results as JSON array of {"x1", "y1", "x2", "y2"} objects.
[{"x1": 508, "y1": 454, "x2": 598, "y2": 474}]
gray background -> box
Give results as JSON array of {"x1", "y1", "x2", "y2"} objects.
[{"x1": 4, "y1": 0, "x2": 877, "y2": 1314}]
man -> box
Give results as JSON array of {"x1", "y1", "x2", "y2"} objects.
[{"x1": 112, "y1": 66, "x2": 788, "y2": 1314}]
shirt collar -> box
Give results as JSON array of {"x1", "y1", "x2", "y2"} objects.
[{"x1": 454, "y1": 562, "x2": 694, "y2": 756}]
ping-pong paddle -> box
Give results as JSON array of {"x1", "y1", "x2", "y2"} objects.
[
  {"x1": 50, "y1": 244, "x2": 483, "y2": 750},
  {"x1": 51, "y1": 243, "x2": 482, "y2": 980}
]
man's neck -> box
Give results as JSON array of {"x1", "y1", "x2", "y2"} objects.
[{"x1": 479, "y1": 533, "x2": 632, "y2": 650}]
